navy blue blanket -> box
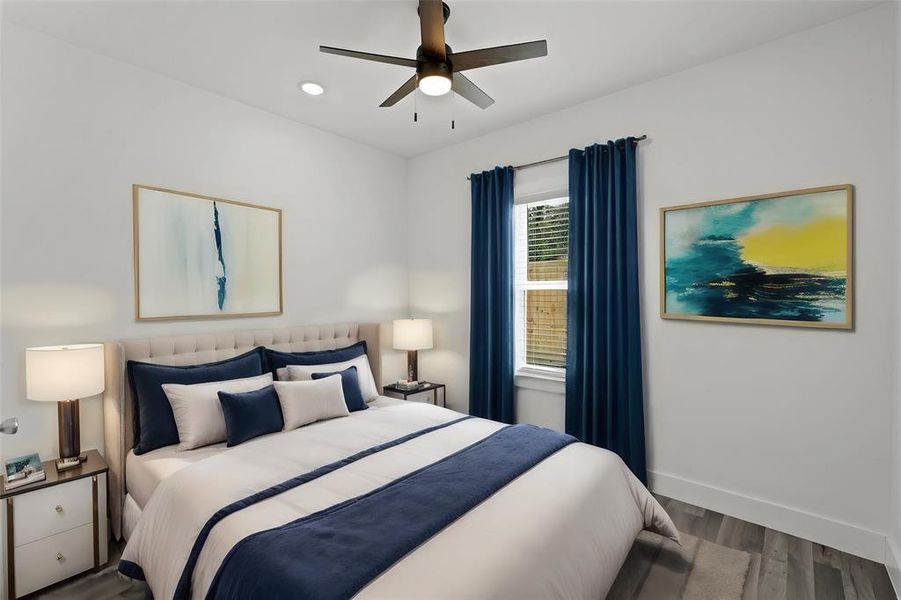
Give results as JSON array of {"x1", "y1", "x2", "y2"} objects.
[{"x1": 206, "y1": 424, "x2": 575, "y2": 600}]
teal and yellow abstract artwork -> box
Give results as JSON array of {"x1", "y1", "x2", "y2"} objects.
[{"x1": 661, "y1": 185, "x2": 852, "y2": 329}]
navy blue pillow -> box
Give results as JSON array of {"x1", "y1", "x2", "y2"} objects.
[
  {"x1": 127, "y1": 347, "x2": 265, "y2": 455},
  {"x1": 265, "y1": 341, "x2": 367, "y2": 377},
  {"x1": 218, "y1": 385, "x2": 285, "y2": 447},
  {"x1": 311, "y1": 366, "x2": 368, "y2": 412}
]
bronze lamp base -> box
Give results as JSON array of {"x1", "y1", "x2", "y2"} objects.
[{"x1": 57, "y1": 399, "x2": 82, "y2": 471}]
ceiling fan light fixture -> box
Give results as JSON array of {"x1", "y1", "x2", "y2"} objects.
[
  {"x1": 320, "y1": 1, "x2": 547, "y2": 109},
  {"x1": 418, "y1": 74, "x2": 452, "y2": 96},
  {"x1": 299, "y1": 81, "x2": 325, "y2": 96}
]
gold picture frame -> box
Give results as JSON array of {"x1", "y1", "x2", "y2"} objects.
[
  {"x1": 660, "y1": 184, "x2": 853, "y2": 329},
  {"x1": 133, "y1": 184, "x2": 283, "y2": 321}
]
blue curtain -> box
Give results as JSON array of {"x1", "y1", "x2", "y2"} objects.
[
  {"x1": 469, "y1": 166, "x2": 515, "y2": 423},
  {"x1": 566, "y1": 139, "x2": 647, "y2": 483}
]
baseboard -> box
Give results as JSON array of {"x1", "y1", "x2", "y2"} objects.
[
  {"x1": 649, "y1": 470, "x2": 886, "y2": 563},
  {"x1": 886, "y1": 535, "x2": 901, "y2": 598}
]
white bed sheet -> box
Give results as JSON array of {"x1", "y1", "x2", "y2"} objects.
[
  {"x1": 126, "y1": 442, "x2": 225, "y2": 509},
  {"x1": 122, "y1": 399, "x2": 677, "y2": 599}
]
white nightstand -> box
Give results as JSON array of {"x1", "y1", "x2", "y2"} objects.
[{"x1": 2, "y1": 450, "x2": 108, "y2": 598}]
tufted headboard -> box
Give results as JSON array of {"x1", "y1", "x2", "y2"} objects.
[{"x1": 102, "y1": 322, "x2": 383, "y2": 540}]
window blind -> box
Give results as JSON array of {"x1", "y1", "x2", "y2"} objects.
[
  {"x1": 514, "y1": 198, "x2": 568, "y2": 370},
  {"x1": 525, "y1": 289, "x2": 567, "y2": 368},
  {"x1": 527, "y1": 202, "x2": 568, "y2": 281}
]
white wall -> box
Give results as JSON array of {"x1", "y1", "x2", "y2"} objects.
[
  {"x1": 0, "y1": 13, "x2": 5, "y2": 591},
  {"x1": 407, "y1": 6, "x2": 897, "y2": 561},
  {"x1": 889, "y1": 1, "x2": 901, "y2": 591},
  {"x1": 0, "y1": 22, "x2": 409, "y2": 460}
]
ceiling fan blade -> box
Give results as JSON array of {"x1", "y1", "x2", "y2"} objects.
[
  {"x1": 450, "y1": 40, "x2": 548, "y2": 72},
  {"x1": 320, "y1": 46, "x2": 417, "y2": 68},
  {"x1": 452, "y1": 73, "x2": 494, "y2": 109},
  {"x1": 380, "y1": 75, "x2": 418, "y2": 107},
  {"x1": 418, "y1": 0, "x2": 446, "y2": 61}
]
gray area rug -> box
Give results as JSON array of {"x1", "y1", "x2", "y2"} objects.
[
  {"x1": 684, "y1": 535, "x2": 753, "y2": 600},
  {"x1": 609, "y1": 530, "x2": 753, "y2": 600}
]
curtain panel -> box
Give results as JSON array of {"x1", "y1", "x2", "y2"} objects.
[
  {"x1": 469, "y1": 166, "x2": 515, "y2": 423},
  {"x1": 565, "y1": 139, "x2": 647, "y2": 483}
]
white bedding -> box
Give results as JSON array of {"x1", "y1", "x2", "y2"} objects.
[
  {"x1": 122, "y1": 493, "x2": 142, "y2": 540},
  {"x1": 122, "y1": 399, "x2": 678, "y2": 599},
  {"x1": 124, "y1": 397, "x2": 404, "y2": 509},
  {"x1": 126, "y1": 441, "x2": 225, "y2": 509}
]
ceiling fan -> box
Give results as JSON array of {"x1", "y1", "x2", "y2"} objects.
[{"x1": 320, "y1": 0, "x2": 547, "y2": 110}]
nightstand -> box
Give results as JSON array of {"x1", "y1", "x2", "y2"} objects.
[
  {"x1": 383, "y1": 382, "x2": 447, "y2": 407},
  {"x1": 2, "y1": 449, "x2": 108, "y2": 598}
]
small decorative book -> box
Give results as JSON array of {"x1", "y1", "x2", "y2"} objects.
[{"x1": 4, "y1": 453, "x2": 46, "y2": 491}]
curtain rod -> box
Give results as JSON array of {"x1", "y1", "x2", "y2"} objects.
[{"x1": 466, "y1": 135, "x2": 647, "y2": 181}]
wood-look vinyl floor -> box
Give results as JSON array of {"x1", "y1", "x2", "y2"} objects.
[
  {"x1": 34, "y1": 494, "x2": 895, "y2": 600},
  {"x1": 609, "y1": 495, "x2": 895, "y2": 600}
]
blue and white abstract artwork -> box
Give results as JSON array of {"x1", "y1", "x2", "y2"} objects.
[{"x1": 135, "y1": 186, "x2": 282, "y2": 320}]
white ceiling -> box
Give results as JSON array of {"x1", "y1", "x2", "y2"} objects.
[{"x1": 3, "y1": 1, "x2": 876, "y2": 157}]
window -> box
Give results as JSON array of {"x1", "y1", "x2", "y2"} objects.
[{"x1": 514, "y1": 196, "x2": 568, "y2": 374}]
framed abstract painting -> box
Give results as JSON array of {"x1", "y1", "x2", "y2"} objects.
[
  {"x1": 133, "y1": 185, "x2": 282, "y2": 321},
  {"x1": 660, "y1": 185, "x2": 852, "y2": 329}
]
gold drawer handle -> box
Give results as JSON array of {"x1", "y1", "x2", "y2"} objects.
[
  {"x1": 56, "y1": 552, "x2": 64, "y2": 562},
  {"x1": 54, "y1": 505, "x2": 63, "y2": 513}
]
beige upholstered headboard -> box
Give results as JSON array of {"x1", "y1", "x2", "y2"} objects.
[{"x1": 102, "y1": 322, "x2": 382, "y2": 540}]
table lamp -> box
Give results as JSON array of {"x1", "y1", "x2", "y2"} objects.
[
  {"x1": 26, "y1": 344, "x2": 105, "y2": 471},
  {"x1": 393, "y1": 319, "x2": 433, "y2": 385}
]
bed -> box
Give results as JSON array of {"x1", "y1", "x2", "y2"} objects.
[{"x1": 103, "y1": 322, "x2": 677, "y2": 599}]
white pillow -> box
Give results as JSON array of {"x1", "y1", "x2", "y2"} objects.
[
  {"x1": 163, "y1": 373, "x2": 273, "y2": 450},
  {"x1": 281, "y1": 355, "x2": 378, "y2": 401},
  {"x1": 273, "y1": 376, "x2": 349, "y2": 431}
]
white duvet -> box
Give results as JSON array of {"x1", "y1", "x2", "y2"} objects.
[{"x1": 122, "y1": 398, "x2": 678, "y2": 599}]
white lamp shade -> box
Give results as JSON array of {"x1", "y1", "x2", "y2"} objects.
[
  {"x1": 393, "y1": 319, "x2": 433, "y2": 351},
  {"x1": 26, "y1": 344, "x2": 105, "y2": 402}
]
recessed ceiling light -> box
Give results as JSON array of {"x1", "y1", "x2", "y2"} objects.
[{"x1": 299, "y1": 81, "x2": 325, "y2": 96}]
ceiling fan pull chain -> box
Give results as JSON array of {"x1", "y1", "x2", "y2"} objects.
[
  {"x1": 414, "y1": 76, "x2": 419, "y2": 123},
  {"x1": 451, "y1": 90, "x2": 456, "y2": 130}
]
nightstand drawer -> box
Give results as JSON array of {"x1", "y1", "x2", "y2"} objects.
[
  {"x1": 13, "y1": 478, "x2": 93, "y2": 546},
  {"x1": 14, "y1": 523, "x2": 93, "y2": 597}
]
